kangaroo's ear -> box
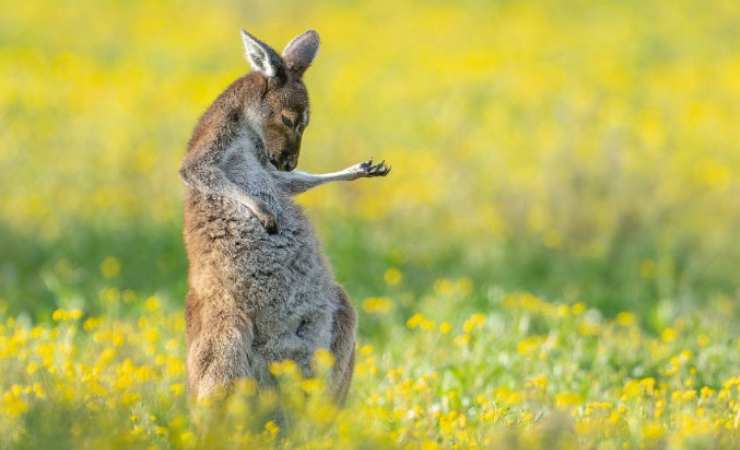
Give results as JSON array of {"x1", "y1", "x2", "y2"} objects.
[
  {"x1": 241, "y1": 29, "x2": 285, "y2": 79},
  {"x1": 282, "y1": 30, "x2": 320, "y2": 77}
]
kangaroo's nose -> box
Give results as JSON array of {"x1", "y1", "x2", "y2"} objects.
[{"x1": 285, "y1": 153, "x2": 298, "y2": 171}]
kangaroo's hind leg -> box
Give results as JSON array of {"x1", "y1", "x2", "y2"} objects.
[
  {"x1": 186, "y1": 294, "x2": 261, "y2": 400},
  {"x1": 329, "y1": 286, "x2": 357, "y2": 405}
]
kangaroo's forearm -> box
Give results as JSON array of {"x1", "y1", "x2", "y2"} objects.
[
  {"x1": 274, "y1": 159, "x2": 391, "y2": 195},
  {"x1": 273, "y1": 169, "x2": 360, "y2": 195}
]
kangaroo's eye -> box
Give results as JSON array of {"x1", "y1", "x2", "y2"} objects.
[{"x1": 281, "y1": 114, "x2": 294, "y2": 128}]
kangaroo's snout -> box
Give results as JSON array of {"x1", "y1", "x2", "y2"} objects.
[
  {"x1": 270, "y1": 153, "x2": 298, "y2": 172},
  {"x1": 285, "y1": 158, "x2": 298, "y2": 172}
]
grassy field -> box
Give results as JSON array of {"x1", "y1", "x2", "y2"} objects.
[{"x1": 1, "y1": 0, "x2": 739, "y2": 448}]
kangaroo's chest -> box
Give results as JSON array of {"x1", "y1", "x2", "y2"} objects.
[
  {"x1": 213, "y1": 149, "x2": 333, "y2": 303},
  {"x1": 223, "y1": 145, "x2": 279, "y2": 201}
]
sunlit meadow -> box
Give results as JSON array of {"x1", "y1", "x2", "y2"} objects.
[{"x1": 1, "y1": 0, "x2": 739, "y2": 448}]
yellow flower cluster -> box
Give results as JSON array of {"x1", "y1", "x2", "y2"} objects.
[
  {"x1": 1, "y1": 292, "x2": 737, "y2": 449},
  {"x1": 362, "y1": 297, "x2": 395, "y2": 315}
]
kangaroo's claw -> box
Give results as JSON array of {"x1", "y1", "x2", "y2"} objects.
[
  {"x1": 262, "y1": 214, "x2": 278, "y2": 234},
  {"x1": 368, "y1": 160, "x2": 390, "y2": 177},
  {"x1": 357, "y1": 159, "x2": 390, "y2": 177},
  {"x1": 253, "y1": 201, "x2": 279, "y2": 234},
  {"x1": 359, "y1": 159, "x2": 374, "y2": 171}
]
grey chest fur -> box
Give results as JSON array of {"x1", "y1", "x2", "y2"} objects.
[{"x1": 187, "y1": 148, "x2": 337, "y2": 371}]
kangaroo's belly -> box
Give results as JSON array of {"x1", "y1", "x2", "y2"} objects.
[{"x1": 184, "y1": 191, "x2": 337, "y2": 370}]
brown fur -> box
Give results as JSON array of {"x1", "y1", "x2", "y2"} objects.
[{"x1": 180, "y1": 29, "x2": 389, "y2": 403}]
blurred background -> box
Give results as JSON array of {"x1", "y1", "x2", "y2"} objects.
[{"x1": 1, "y1": 0, "x2": 739, "y2": 335}]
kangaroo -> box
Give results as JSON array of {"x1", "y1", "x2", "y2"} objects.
[{"x1": 180, "y1": 29, "x2": 389, "y2": 404}]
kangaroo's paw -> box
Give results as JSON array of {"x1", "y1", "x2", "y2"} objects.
[
  {"x1": 253, "y1": 201, "x2": 278, "y2": 234},
  {"x1": 357, "y1": 159, "x2": 391, "y2": 177}
]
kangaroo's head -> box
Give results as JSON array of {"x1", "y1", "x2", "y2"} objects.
[{"x1": 240, "y1": 29, "x2": 319, "y2": 172}]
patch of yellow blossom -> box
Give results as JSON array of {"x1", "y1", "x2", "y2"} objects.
[
  {"x1": 100, "y1": 256, "x2": 122, "y2": 279},
  {"x1": 52, "y1": 308, "x2": 83, "y2": 321},
  {"x1": 384, "y1": 268, "x2": 403, "y2": 286},
  {"x1": 362, "y1": 297, "x2": 394, "y2": 315},
  {"x1": 406, "y1": 313, "x2": 436, "y2": 331},
  {"x1": 0, "y1": 291, "x2": 736, "y2": 448}
]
